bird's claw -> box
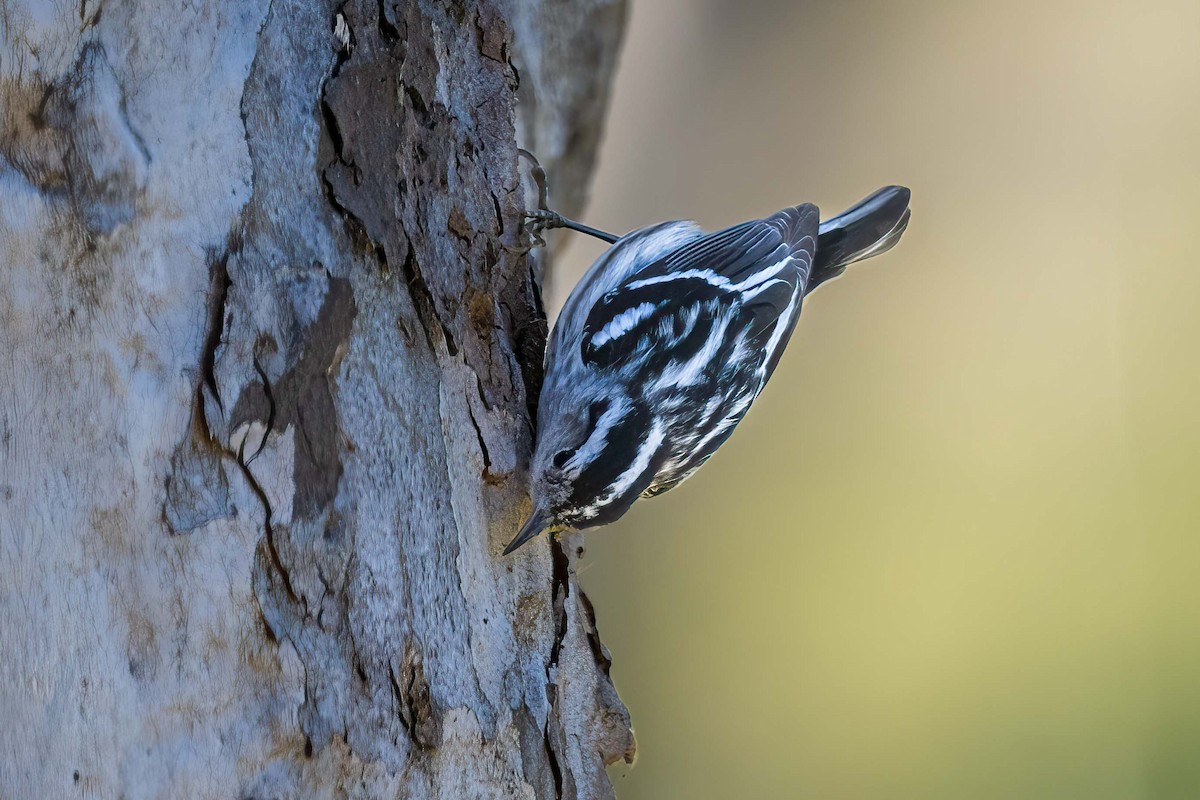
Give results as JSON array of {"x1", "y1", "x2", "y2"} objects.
[
  {"x1": 518, "y1": 149, "x2": 620, "y2": 246},
  {"x1": 519, "y1": 150, "x2": 556, "y2": 248},
  {"x1": 525, "y1": 208, "x2": 568, "y2": 245}
]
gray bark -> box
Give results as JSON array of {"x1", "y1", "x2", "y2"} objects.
[{"x1": 0, "y1": 0, "x2": 630, "y2": 797}]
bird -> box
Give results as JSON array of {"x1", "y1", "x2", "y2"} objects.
[{"x1": 504, "y1": 184, "x2": 911, "y2": 554}]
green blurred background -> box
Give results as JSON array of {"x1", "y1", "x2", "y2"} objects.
[{"x1": 551, "y1": 1, "x2": 1200, "y2": 797}]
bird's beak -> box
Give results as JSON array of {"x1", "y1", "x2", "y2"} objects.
[{"x1": 503, "y1": 506, "x2": 552, "y2": 555}]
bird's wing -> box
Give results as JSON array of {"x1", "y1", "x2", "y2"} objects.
[{"x1": 580, "y1": 205, "x2": 819, "y2": 372}]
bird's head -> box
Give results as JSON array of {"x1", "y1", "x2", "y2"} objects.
[{"x1": 504, "y1": 388, "x2": 643, "y2": 554}]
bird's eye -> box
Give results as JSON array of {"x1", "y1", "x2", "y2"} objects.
[{"x1": 552, "y1": 450, "x2": 572, "y2": 469}]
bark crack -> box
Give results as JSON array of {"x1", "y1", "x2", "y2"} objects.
[
  {"x1": 398, "y1": 237, "x2": 459, "y2": 357},
  {"x1": 318, "y1": 2, "x2": 362, "y2": 243},
  {"x1": 245, "y1": 355, "x2": 276, "y2": 464},
  {"x1": 465, "y1": 403, "x2": 499, "y2": 486},
  {"x1": 236, "y1": 436, "x2": 299, "y2": 608},
  {"x1": 199, "y1": 240, "x2": 234, "y2": 416},
  {"x1": 540, "y1": 537, "x2": 572, "y2": 799},
  {"x1": 225, "y1": 334, "x2": 297, "y2": 606},
  {"x1": 578, "y1": 585, "x2": 612, "y2": 676},
  {"x1": 543, "y1": 722, "x2": 564, "y2": 800}
]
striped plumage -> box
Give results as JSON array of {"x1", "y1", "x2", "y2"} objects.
[{"x1": 505, "y1": 186, "x2": 911, "y2": 554}]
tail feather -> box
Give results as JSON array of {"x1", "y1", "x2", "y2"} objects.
[{"x1": 807, "y1": 186, "x2": 911, "y2": 293}]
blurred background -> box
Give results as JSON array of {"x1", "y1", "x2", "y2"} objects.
[{"x1": 551, "y1": 1, "x2": 1200, "y2": 797}]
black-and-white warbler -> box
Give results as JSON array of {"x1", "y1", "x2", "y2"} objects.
[{"x1": 505, "y1": 183, "x2": 911, "y2": 554}]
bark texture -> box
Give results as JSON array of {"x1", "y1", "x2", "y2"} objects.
[{"x1": 0, "y1": 0, "x2": 630, "y2": 797}]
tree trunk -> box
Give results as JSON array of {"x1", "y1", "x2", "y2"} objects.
[{"x1": 0, "y1": 1, "x2": 630, "y2": 797}]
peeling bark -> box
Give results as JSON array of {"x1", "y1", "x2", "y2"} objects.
[{"x1": 0, "y1": 0, "x2": 630, "y2": 797}]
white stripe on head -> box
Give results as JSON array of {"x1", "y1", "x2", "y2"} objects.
[
  {"x1": 597, "y1": 417, "x2": 666, "y2": 506},
  {"x1": 565, "y1": 394, "x2": 631, "y2": 473}
]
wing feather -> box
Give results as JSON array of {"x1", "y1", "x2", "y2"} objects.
[{"x1": 580, "y1": 205, "x2": 819, "y2": 372}]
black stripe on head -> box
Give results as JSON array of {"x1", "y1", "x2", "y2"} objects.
[
  {"x1": 565, "y1": 399, "x2": 661, "y2": 527},
  {"x1": 551, "y1": 399, "x2": 610, "y2": 469}
]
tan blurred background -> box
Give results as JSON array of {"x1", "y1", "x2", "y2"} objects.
[{"x1": 550, "y1": 1, "x2": 1200, "y2": 797}]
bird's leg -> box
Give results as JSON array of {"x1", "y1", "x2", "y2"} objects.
[
  {"x1": 519, "y1": 148, "x2": 620, "y2": 246},
  {"x1": 525, "y1": 208, "x2": 620, "y2": 245}
]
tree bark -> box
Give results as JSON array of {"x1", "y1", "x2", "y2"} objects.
[{"x1": 0, "y1": 1, "x2": 630, "y2": 797}]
